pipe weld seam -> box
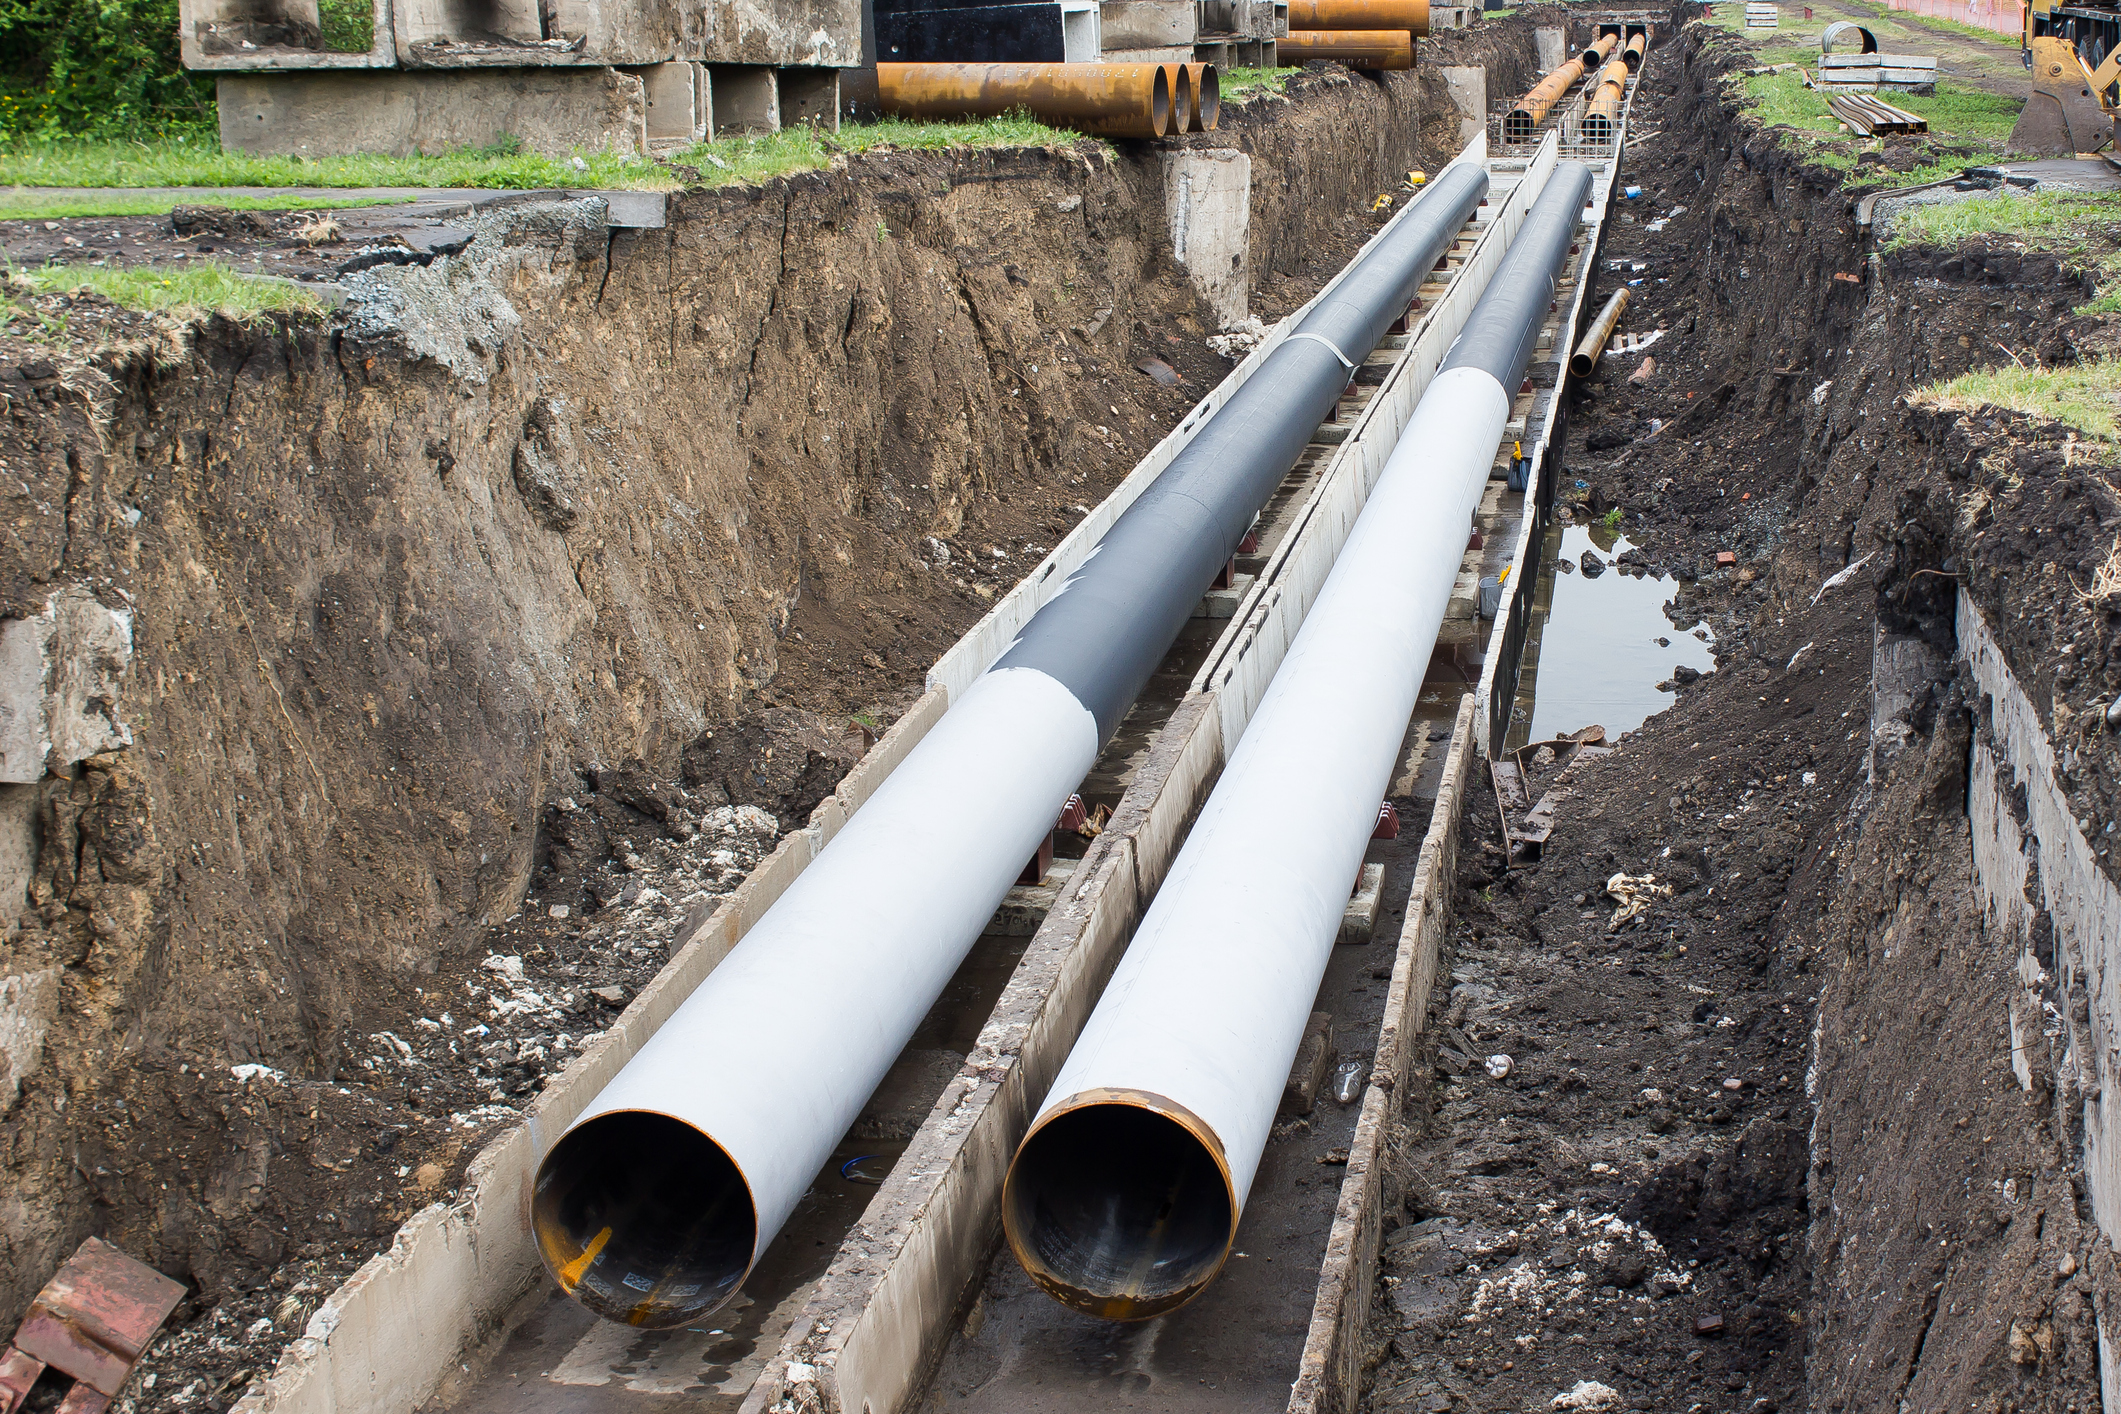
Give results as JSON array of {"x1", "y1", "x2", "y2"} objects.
[{"x1": 1285, "y1": 331, "x2": 1357, "y2": 369}]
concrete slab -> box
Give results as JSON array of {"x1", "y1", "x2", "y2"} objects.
[
  {"x1": 1339, "y1": 861, "x2": 1385, "y2": 942},
  {"x1": 215, "y1": 68, "x2": 651, "y2": 159},
  {"x1": 1162, "y1": 147, "x2": 1252, "y2": 328}
]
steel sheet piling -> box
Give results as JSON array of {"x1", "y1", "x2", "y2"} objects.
[{"x1": 1001, "y1": 161, "x2": 1596, "y2": 1325}]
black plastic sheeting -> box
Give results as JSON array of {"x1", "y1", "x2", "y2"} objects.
[
  {"x1": 992, "y1": 162, "x2": 1492, "y2": 742},
  {"x1": 1441, "y1": 161, "x2": 1593, "y2": 394}
]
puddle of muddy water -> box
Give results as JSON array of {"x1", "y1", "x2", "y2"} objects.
[{"x1": 1508, "y1": 523, "x2": 1715, "y2": 747}]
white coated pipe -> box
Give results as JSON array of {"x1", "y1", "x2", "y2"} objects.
[
  {"x1": 533, "y1": 666, "x2": 1098, "y2": 1326},
  {"x1": 1002, "y1": 162, "x2": 1595, "y2": 1322}
]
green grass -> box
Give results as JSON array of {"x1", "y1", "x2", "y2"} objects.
[
  {"x1": 0, "y1": 136, "x2": 678, "y2": 191},
  {"x1": 0, "y1": 189, "x2": 397, "y2": 220},
  {"x1": 1884, "y1": 188, "x2": 2121, "y2": 250},
  {"x1": 1845, "y1": 0, "x2": 2018, "y2": 50},
  {"x1": 316, "y1": 0, "x2": 377, "y2": 51},
  {"x1": 1890, "y1": 81, "x2": 2022, "y2": 141},
  {"x1": 1917, "y1": 358, "x2": 2121, "y2": 443},
  {"x1": 1221, "y1": 66, "x2": 1293, "y2": 98},
  {"x1": 8, "y1": 261, "x2": 321, "y2": 316},
  {"x1": 677, "y1": 113, "x2": 1082, "y2": 188}
]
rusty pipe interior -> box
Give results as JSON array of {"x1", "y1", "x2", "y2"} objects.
[
  {"x1": 1186, "y1": 61, "x2": 1218, "y2": 131},
  {"x1": 1622, "y1": 29, "x2": 1648, "y2": 67},
  {"x1": 1164, "y1": 61, "x2": 1191, "y2": 136},
  {"x1": 1001, "y1": 1092, "x2": 1238, "y2": 1322},
  {"x1": 1277, "y1": 28, "x2": 1414, "y2": 68},
  {"x1": 1285, "y1": 0, "x2": 1428, "y2": 36},
  {"x1": 1503, "y1": 30, "x2": 1618, "y2": 142},
  {"x1": 1581, "y1": 55, "x2": 1631, "y2": 140},
  {"x1": 876, "y1": 61, "x2": 1174, "y2": 139}
]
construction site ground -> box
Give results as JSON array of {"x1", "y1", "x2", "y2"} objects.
[{"x1": 6, "y1": 5, "x2": 2121, "y2": 1414}]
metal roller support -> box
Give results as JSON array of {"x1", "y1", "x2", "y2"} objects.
[
  {"x1": 1002, "y1": 161, "x2": 1596, "y2": 1324},
  {"x1": 874, "y1": 62, "x2": 1176, "y2": 139},
  {"x1": 1285, "y1": 0, "x2": 1429, "y2": 35},
  {"x1": 1580, "y1": 55, "x2": 1631, "y2": 141},
  {"x1": 1568, "y1": 286, "x2": 1630, "y2": 379},
  {"x1": 1277, "y1": 28, "x2": 1415, "y2": 68},
  {"x1": 529, "y1": 163, "x2": 1492, "y2": 1330},
  {"x1": 1503, "y1": 31, "x2": 1617, "y2": 142}
]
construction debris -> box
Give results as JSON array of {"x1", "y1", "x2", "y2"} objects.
[
  {"x1": 0, "y1": 1238, "x2": 185, "y2": 1414},
  {"x1": 1604, "y1": 871, "x2": 1673, "y2": 930},
  {"x1": 1826, "y1": 93, "x2": 1928, "y2": 135}
]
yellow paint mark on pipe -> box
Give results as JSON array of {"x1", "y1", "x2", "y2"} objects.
[{"x1": 556, "y1": 1225, "x2": 613, "y2": 1287}]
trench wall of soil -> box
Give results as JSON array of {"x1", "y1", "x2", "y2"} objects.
[
  {"x1": 0, "y1": 25, "x2": 1554, "y2": 1368},
  {"x1": 1601, "y1": 21, "x2": 2121, "y2": 1408}
]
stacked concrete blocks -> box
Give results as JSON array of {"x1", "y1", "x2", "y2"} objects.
[
  {"x1": 190, "y1": 0, "x2": 857, "y2": 154},
  {"x1": 1096, "y1": 0, "x2": 1280, "y2": 66}
]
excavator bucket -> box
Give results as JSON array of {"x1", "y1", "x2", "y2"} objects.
[{"x1": 2011, "y1": 36, "x2": 2119, "y2": 155}]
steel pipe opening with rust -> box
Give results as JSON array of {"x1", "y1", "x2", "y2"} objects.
[
  {"x1": 1580, "y1": 56, "x2": 1631, "y2": 142},
  {"x1": 1003, "y1": 162, "x2": 1596, "y2": 1324},
  {"x1": 530, "y1": 162, "x2": 1491, "y2": 1332},
  {"x1": 876, "y1": 62, "x2": 1174, "y2": 140},
  {"x1": 1569, "y1": 286, "x2": 1630, "y2": 378},
  {"x1": 1285, "y1": 0, "x2": 1428, "y2": 35},
  {"x1": 1503, "y1": 30, "x2": 1617, "y2": 142},
  {"x1": 1185, "y1": 61, "x2": 1218, "y2": 131},
  {"x1": 1621, "y1": 29, "x2": 1648, "y2": 68},
  {"x1": 1278, "y1": 28, "x2": 1414, "y2": 68},
  {"x1": 1164, "y1": 61, "x2": 1191, "y2": 136}
]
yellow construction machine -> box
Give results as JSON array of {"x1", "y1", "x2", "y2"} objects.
[{"x1": 2011, "y1": 0, "x2": 2121, "y2": 154}]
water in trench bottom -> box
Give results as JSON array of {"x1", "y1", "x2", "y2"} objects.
[{"x1": 1508, "y1": 521, "x2": 1716, "y2": 748}]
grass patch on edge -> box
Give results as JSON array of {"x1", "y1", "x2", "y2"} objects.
[
  {"x1": 1884, "y1": 188, "x2": 2121, "y2": 255},
  {"x1": 1221, "y1": 65, "x2": 1294, "y2": 97},
  {"x1": 9, "y1": 262, "x2": 321, "y2": 316},
  {"x1": 1917, "y1": 358, "x2": 2121, "y2": 445},
  {"x1": 678, "y1": 112, "x2": 1083, "y2": 188},
  {"x1": 1, "y1": 190, "x2": 398, "y2": 221},
  {"x1": 0, "y1": 138, "x2": 678, "y2": 191}
]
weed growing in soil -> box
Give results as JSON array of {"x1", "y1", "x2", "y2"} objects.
[
  {"x1": 678, "y1": 113, "x2": 1082, "y2": 188},
  {"x1": 1917, "y1": 358, "x2": 2121, "y2": 447},
  {"x1": 0, "y1": 136, "x2": 678, "y2": 189},
  {"x1": 7, "y1": 260, "x2": 320, "y2": 315}
]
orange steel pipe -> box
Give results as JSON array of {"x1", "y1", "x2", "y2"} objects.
[
  {"x1": 1277, "y1": 28, "x2": 1414, "y2": 68},
  {"x1": 1621, "y1": 29, "x2": 1648, "y2": 68},
  {"x1": 876, "y1": 62, "x2": 1173, "y2": 139},
  {"x1": 1185, "y1": 61, "x2": 1218, "y2": 131},
  {"x1": 1581, "y1": 55, "x2": 1630, "y2": 139},
  {"x1": 1503, "y1": 30, "x2": 1617, "y2": 141},
  {"x1": 1285, "y1": 0, "x2": 1429, "y2": 36},
  {"x1": 1164, "y1": 62, "x2": 1191, "y2": 135}
]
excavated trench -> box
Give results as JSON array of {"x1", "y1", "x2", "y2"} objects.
[
  {"x1": 1350, "y1": 15, "x2": 2121, "y2": 1414},
  {"x1": 3, "y1": 6, "x2": 2120, "y2": 1413}
]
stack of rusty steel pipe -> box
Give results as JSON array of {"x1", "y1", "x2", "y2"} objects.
[
  {"x1": 874, "y1": 60, "x2": 1219, "y2": 138},
  {"x1": 1502, "y1": 30, "x2": 1617, "y2": 142},
  {"x1": 1278, "y1": 0, "x2": 1427, "y2": 69}
]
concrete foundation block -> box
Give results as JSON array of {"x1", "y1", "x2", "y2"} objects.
[
  {"x1": 216, "y1": 68, "x2": 650, "y2": 157},
  {"x1": 0, "y1": 587, "x2": 134, "y2": 784},
  {"x1": 181, "y1": 0, "x2": 396, "y2": 68},
  {"x1": 1534, "y1": 25, "x2": 1566, "y2": 70},
  {"x1": 709, "y1": 63, "x2": 779, "y2": 132},
  {"x1": 637, "y1": 59, "x2": 707, "y2": 142},
  {"x1": 776, "y1": 66, "x2": 841, "y2": 130},
  {"x1": 1162, "y1": 146, "x2": 1252, "y2": 329},
  {"x1": 1195, "y1": 573, "x2": 1255, "y2": 619},
  {"x1": 1281, "y1": 1011, "x2": 1335, "y2": 1116},
  {"x1": 1441, "y1": 65, "x2": 1485, "y2": 148},
  {"x1": 1106, "y1": 0, "x2": 1197, "y2": 46},
  {"x1": 1340, "y1": 862, "x2": 1385, "y2": 943}
]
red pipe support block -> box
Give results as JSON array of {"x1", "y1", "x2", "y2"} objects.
[{"x1": 1373, "y1": 801, "x2": 1401, "y2": 840}]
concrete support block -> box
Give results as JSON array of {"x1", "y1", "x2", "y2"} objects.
[
  {"x1": 393, "y1": 0, "x2": 539, "y2": 55},
  {"x1": 216, "y1": 68, "x2": 650, "y2": 157},
  {"x1": 1534, "y1": 24, "x2": 1565, "y2": 70},
  {"x1": 1102, "y1": 0, "x2": 1197, "y2": 48},
  {"x1": 1280, "y1": 1011, "x2": 1335, "y2": 1116},
  {"x1": 180, "y1": 0, "x2": 396, "y2": 68},
  {"x1": 776, "y1": 66, "x2": 841, "y2": 130},
  {"x1": 637, "y1": 59, "x2": 707, "y2": 142},
  {"x1": 1163, "y1": 146, "x2": 1252, "y2": 330},
  {"x1": 1441, "y1": 64, "x2": 1485, "y2": 148},
  {"x1": 709, "y1": 64, "x2": 780, "y2": 132},
  {"x1": 0, "y1": 587, "x2": 134, "y2": 784},
  {"x1": 1339, "y1": 861, "x2": 1385, "y2": 942}
]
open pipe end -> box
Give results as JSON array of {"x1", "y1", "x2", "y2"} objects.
[
  {"x1": 533, "y1": 1110, "x2": 759, "y2": 1329},
  {"x1": 1195, "y1": 64, "x2": 1220, "y2": 131},
  {"x1": 1568, "y1": 351, "x2": 1596, "y2": 379},
  {"x1": 1503, "y1": 108, "x2": 1537, "y2": 143},
  {"x1": 1002, "y1": 1090, "x2": 1237, "y2": 1322}
]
